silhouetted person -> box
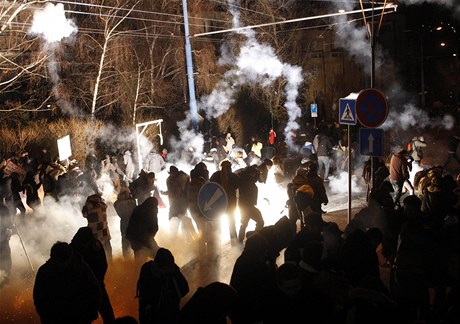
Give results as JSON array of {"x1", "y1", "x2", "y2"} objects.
[
  {"x1": 71, "y1": 227, "x2": 115, "y2": 324},
  {"x1": 113, "y1": 188, "x2": 136, "y2": 259},
  {"x1": 136, "y1": 248, "x2": 189, "y2": 324},
  {"x1": 229, "y1": 232, "x2": 278, "y2": 323},
  {"x1": 261, "y1": 262, "x2": 333, "y2": 324},
  {"x1": 162, "y1": 166, "x2": 195, "y2": 239},
  {"x1": 304, "y1": 162, "x2": 329, "y2": 214},
  {"x1": 444, "y1": 135, "x2": 460, "y2": 169},
  {"x1": 23, "y1": 171, "x2": 41, "y2": 211},
  {"x1": 126, "y1": 197, "x2": 159, "y2": 263},
  {"x1": 33, "y1": 241, "x2": 101, "y2": 324},
  {"x1": 129, "y1": 170, "x2": 159, "y2": 205},
  {"x1": 210, "y1": 160, "x2": 240, "y2": 241},
  {"x1": 237, "y1": 166, "x2": 264, "y2": 243},
  {"x1": 180, "y1": 282, "x2": 237, "y2": 324},
  {"x1": 187, "y1": 169, "x2": 209, "y2": 252},
  {"x1": 9, "y1": 172, "x2": 26, "y2": 218}
]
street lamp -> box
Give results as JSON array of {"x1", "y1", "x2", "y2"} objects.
[{"x1": 404, "y1": 30, "x2": 425, "y2": 109}]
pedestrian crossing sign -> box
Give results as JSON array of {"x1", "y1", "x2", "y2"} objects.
[{"x1": 339, "y1": 99, "x2": 357, "y2": 125}]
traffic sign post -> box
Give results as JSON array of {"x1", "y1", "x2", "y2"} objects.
[
  {"x1": 359, "y1": 128, "x2": 384, "y2": 157},
  {"x1": 310, "y1": 103, "x2": 318, "y2": 117},
  {"x1": 198, "y1": 182, "x2": 228, "y2": 221},
  {"x1": 356, "y1": 88, "x2": 388, "y2": 128},
  {"x1": 339, "y1": 99, "x2": 357, "y2": 125}
]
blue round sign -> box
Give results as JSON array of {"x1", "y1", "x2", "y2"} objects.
[{"x1": 198, "y1": 182, "x2": 228, "y2": 221}]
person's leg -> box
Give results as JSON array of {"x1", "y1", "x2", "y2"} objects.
[
  {"x1": 391, "y1": 180, "x2": 403, "y2": 208},
  {"x1": 227, "y1": 205, "x2": 237, "y2": 240},
  {"x1": 238, "y1": 206, "x2": 250, "y2": 243},
  {"x1": 324, "y1": 157, "x2": 331, "y2": 179},
  {"x1": 98, "y1": 284, "x2": 115, "y2": 324},
  {"x1": 251, "y1": 207, "x2": 265, "y2": 231},
  {"x1": 317, "y1": 157, "x2": 325, "y2": 178}
]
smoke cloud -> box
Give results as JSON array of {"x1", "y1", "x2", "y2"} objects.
[
  {"x1": 29, "y1": 3, "x2": 80, "y2": 116},
  {"x1": 382, "y1": 102, "x2": 455, "y2": 131},
  {"x1": 29, "y1": 3, "x2": 77, "y2": 43},
  {"x1": 196, "y1": 1, "x2": 303, "y2": 150}
]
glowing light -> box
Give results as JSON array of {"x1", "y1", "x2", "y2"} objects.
[
  {"x1": 436, "y1": 26, "x2": 443, "y2": 31},
  {"x1": 440, "y1": 42, "x2": 446, "y2": 47}
]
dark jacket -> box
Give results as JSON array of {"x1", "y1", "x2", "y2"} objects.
[
  {"x1": 113, "y1": 190, "x2": 137, "y2": 235},
  {"x1": 210, "y1": 169, "x2": 240, "y2": 209},
  {"x1": 126, "y1": 197, "x2": 158, "y2": 248},
  {"x1": 137, "y1": 256, "x2": 189, "y2": 324},
  {"x1": 305, "y1": 171, "x2": 329, "y2": 213},
  {"x1": 33, "y1": 251, "x2": 101, "y2": 323},
  {"x1": 315, "y1": 134, "x2": 333, "y2": 157},
  {"x1": 129, "y1": 170, "x2": 158, "y2": 204}
]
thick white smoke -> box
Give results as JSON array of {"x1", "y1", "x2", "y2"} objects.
[
  {"x1": 382, "y1": 103, "x2": 455, "y2": 131},
  {"x1": 29, "y1": 3, "x2": 79, "y2": 116},
  {"x1": 197, "y1": 1, "x2": 303, "y2": 149},
  {"x1": 29, "y1": 3, "x2": 77, "y2": 43}
]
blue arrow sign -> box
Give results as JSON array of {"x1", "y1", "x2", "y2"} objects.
[
  {"x1": 359, "y1": 128, "x2": 384, "y2": 157},
  {"x1": 339, "y1": 99, "x2": 357, "y2": 125},
  {"x1": 198, "y1": 182, "x2": 228, "y2": 220}
]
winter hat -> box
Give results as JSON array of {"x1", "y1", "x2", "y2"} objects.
[{"x1": 169, "y1": 165, "x2": 179, "y2": 174}]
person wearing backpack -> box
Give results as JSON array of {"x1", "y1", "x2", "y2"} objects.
[{"x1": 136, "y1": 248, "x2": 189, "y2": 324}]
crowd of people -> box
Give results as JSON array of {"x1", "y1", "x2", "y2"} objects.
[{"x1": 0, "y1": 127, "x2": 459, "y2": 323}]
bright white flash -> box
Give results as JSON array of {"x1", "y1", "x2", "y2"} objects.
[{"x1": 30, "y1": 3, "x2": 77, "y2": 43}]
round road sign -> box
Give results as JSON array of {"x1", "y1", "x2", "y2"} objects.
[
  {"x1": 198, "y1": 182, "x2": 228, "y2": 221},
  {"x1": 356, "y1": 88, "x2": 388, "y2": 128}
]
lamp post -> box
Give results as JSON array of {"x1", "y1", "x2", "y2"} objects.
[{"x1": 404, "y1": 30, "x2": 425, "y2": 109}]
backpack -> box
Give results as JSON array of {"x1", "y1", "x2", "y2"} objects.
[{"x1": 136, "y1": 261, "x2": 185, "y2": 323}]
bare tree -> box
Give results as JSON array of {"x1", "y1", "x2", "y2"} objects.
[
  {"x1": 0, "y1": 0, "x2": 54, "y2": 117},
  {"x1": 88, "y1": 0, "x2": 139, "y2": 121}
]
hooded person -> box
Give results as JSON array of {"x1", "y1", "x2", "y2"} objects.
[
  {"x1": 162, "y1": 165, "x2": 196, "y2": 239},
  {"x1": 129, "y1": 170, "x2": 160, "y2": 205},
  {"x1": 179, "y1": 282, "x2": 237, "y2": 324},
  {"x1": 126, "y1": 197, "x2": 159, "y2": 262},
  {"x1": 71, "y1": 227, "x2": 115, "y2": 323},
  {"x1": 33, "y1": 242, "x2": 102, "y2": 324},
  {"x1": 113, "y1": 188, "x2": 137, "y2": 259},
  {"x1": 136, "y1": 248, "x2": 189, "y2": 324}
]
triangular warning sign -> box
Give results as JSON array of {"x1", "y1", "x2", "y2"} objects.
[{"x1": 341, "y1": 103, "x2": 355, "y2": 122}]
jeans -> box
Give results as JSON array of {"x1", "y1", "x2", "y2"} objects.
[{"x1": 318, "y1": 156, "x2": 331, "y2": 179}]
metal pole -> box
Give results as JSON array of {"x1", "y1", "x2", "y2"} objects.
[
  {"x1": 369, "y1": 3, "x2": 375, "y2": 195},
  {"x1": 347, "y1": 125, "x2": 352, "y2": 224},
  {"x1": 419, "y1": 34, "x2": 425, "y2": 109},
  {"x1": 11, "y1": 216, "x2": 35, "y2": 274},
  {"x1": 182, "y1": 0, "x2": 199, "y2": 131}
]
